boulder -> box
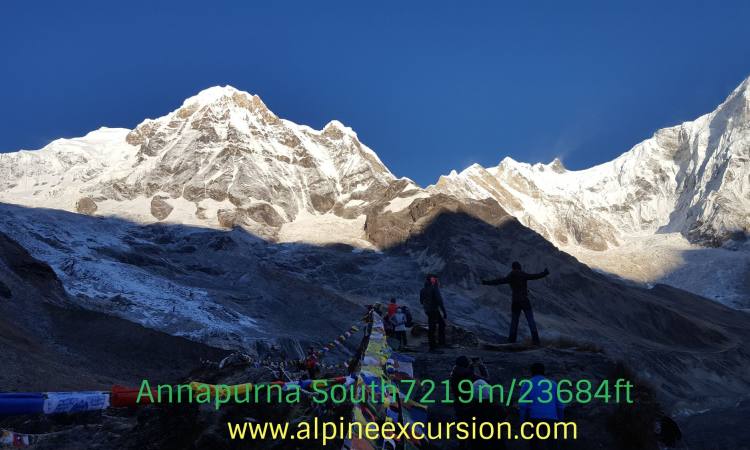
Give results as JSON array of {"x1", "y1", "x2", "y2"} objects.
[
  {"x1": 75, "y1": 197, "x2": 98, "y2": 215},
  {"x1": 245, "y1": 204, "x2": 285, "y2": 227},
  {"x1": 150, "y1": 196, "x2": 174, "y2": 221},
  {"x1": 217, "y1": 209, "x2": 237, "y2": 228}
]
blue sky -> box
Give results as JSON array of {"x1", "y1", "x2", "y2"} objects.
[{"x1": 1, "y1": 1, "x2": 749, "y2": 186}]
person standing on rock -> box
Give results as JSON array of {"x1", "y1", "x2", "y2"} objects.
[
  {"x1": 392, "y1": 306, "x2": 409, "y2": 350},
  {"x1": 304, "y1": 347, "x2": 320, "y2": 380},
  {"x1": 387, "y1": 298, "x2": 399, "y2": 318},
  {"x1": 482, "y1": 261, "x2": 549, "y2": 345},
  {"x1": 385, "y1": 298, "x2": 399, "y2": 336},
  {"x1": 420, "y1": 274, "x2": 447, "y2": 352}
]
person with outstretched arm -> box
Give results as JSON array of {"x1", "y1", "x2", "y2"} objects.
[
  {"x1": 482, "y1": 261, "x2": 549, "y2": 345},
  {"x1": 420, "y1": 274, "x2": 447, "y2": 352}
]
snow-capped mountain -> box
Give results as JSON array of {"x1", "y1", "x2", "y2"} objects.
[
  {"x1": 0, "y1": 86, "x2": 408, "y2": 244},
  {"x1": 2, "y1": 83, "x2": 750, "y2": 416},
  {"x1": 432, "y1": 77, "x2": 750, "y2": 249},
  {"x1": 1, "y1": 80, "x2": 749, "y2": 307},
  {"x1": 430, "y1": 76, "x2": 750, "y2": 307}
]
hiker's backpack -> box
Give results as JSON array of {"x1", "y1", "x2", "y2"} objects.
[{"x1": 403, "y1": 306, "x2": 414, "y2": 327}]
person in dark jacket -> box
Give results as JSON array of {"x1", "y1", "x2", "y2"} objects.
[
  {"x1": 420, "y1": 274, "x2": 447, "y2": 352},
  {"x1": 450, "y1": 356, "x2": 508, "y2": 450},
  {"x1": 449, "y1": 356, "x2": 478, "y2": 420},
  {"x1": 482, "y1": 261, "x2": 549, "y2": 345}
]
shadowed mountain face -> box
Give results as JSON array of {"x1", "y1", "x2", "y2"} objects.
[
  {"x1": 0, "y1": 83, "x2": 748, "y2": 449},
  {"x1": 1, "y1": 201, "x2": 748, "y2": 416},
  {"x1": 1, "y1": 81, "x2": 748, "y2": 308},
  {"x1": 367, "y1": 196, "x2": 750, "y2": 411},
  {"x1": 0, "y1": 230, "x2": 229, "y2": 392}
]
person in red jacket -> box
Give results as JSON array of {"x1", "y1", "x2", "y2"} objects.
[
  {"x1": 304, "y1": 347, "x2": 320, "y2": 379},
  {"x1": 387, "y1": 298, "x2": 399, "y2": 318}
]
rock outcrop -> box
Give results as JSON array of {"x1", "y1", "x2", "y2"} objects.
[
  {"x1": 150, "y1": 195, "x2": 174, "y2": 221},
  {"x1": 75, "y1": 197, "x2": 98, "y2": 215}
]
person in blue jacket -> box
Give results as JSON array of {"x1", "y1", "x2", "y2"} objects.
[{"x1": 519, "y1": 362, "x2": 565, "y2": 449}]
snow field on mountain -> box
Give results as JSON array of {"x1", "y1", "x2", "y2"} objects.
[
  {"x1": 0, "y1": 79, "x2": 748, "y2": 308},
  {"x1": 278, "y1": 210, "x2": 374, "y2": 248}
]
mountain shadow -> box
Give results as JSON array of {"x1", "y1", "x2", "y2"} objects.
[{"x1": 0, "y1": 200, "x2": 748, "y2": 415}]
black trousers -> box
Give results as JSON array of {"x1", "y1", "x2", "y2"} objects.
[
  {"x1": 427, "y1": 310, "x2": 446, "y2": 349},
  {"x1": 395, "y1": 330, "x2": 407, "y2": 348},
  {"x1": 509, "y1": 304, "x2": 540, "y2": 345}
]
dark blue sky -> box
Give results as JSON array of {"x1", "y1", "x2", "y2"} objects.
[{"x1": 2, "y1": 1, "x2": 749, "y2": 186}]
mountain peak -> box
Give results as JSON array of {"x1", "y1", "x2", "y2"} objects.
[
  {"x1": 184, "y1": 85, "x2": 245, "y2": 105},
  {"x1": 712, "y1": 75, "x2": 750, "y2": 118},
  {"x1": 734, "y1": 75, "x2": 750, "y2": 106},
  {"x1": 459, "y1": 163, "x2": 485, "y2": 176},
  {"x1": 1, "y1": 81, "x2": 399, "y2": 236},
  {"x1": 323, "y1": 119, "x2": 352, "y2": 133},
  {"x1": 499, "y1": 156, "x2": 519, "y2": 166},
  {"x1": 737, "y1": 75, "x2": 750, "y2": 94},
  {"x1": 548, "y1": 157, "x2": 566, "y2": 173}
]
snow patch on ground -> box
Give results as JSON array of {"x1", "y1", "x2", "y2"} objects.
[
  {"x1": 0, "y1": 204, "x2": 260, "y2": 349},
  {"x1": 95, "y1": 196, "x2": 231, "y2": 229},
  {"x1": 278, "y1": 211, "x2": 373, "y2": 248},
  {"x1": 344, "y1": 199, "x2": 366, "y2": 207},
  {"x1": 566, "y1": 233, "x2": 750, "y2": 308},
  {"x1": 384, "y1": 191, "x2": 430, "y2": 213}
]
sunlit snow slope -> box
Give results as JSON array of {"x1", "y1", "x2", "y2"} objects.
[
  {"x1": 1, "y1": 80, "x2": 748, "y2": 307},
  {"x1": 430, "y1": 76, "x2": 750, "y2": 307},
  {"x1": 0, "y1": 86, "x2": 399, "y2": 242}
]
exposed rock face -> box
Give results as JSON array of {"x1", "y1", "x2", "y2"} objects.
[
  {"x1": 214, "y1": 204, "x2": 286, "y2": 239},
  {"x1": 115, "y1": 87, "x2": 396, "y2": 229},
  {"x1": 5, "y1": 80, "x2": 746, "y2": 250},
  {"x1": 0, "y1": 231, "x2": 68, "y2": 306},
  {"x1": 365, "y1": 194, "x2": 513, "y2": 249},
  {"x1": 0, "y1": 86, "x2": 398, "y2": 235},
  {"x1": 216, "y1": 209, "x2": 237, "y2": 228},
  {"x1": 0, "y1": 80, "x2": 748, "y2": 307},
  {"x1": 75, "y1": 197, "x2": 98, "y2": 215},
  {"x1": 150, "y1": 195, "x2": 174, "y2": 221},
  {"x1": 244, "y1": 203, "x2": 285, "y2": 227}
]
